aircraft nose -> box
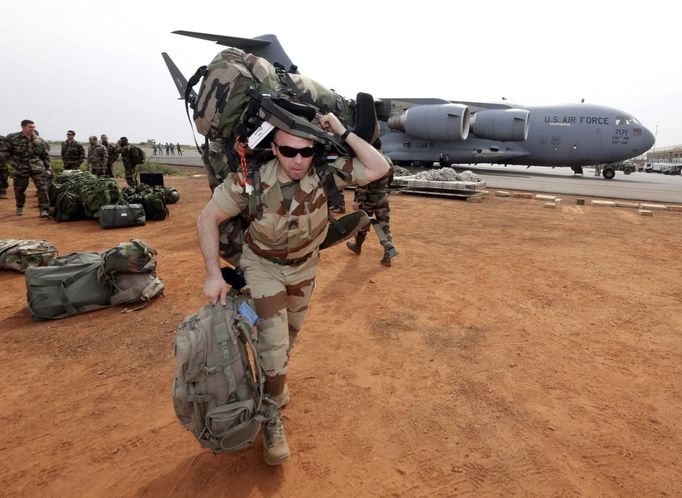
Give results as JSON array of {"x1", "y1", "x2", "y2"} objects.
[{"x1": 641, "y1": 126, "x2": 655, "y2": 151}]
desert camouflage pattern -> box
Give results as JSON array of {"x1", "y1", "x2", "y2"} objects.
[
  {"x1": 353, "y1": 161, "x2": 395, "y2": 251},
  {"x1": 212, "y1": 154, "x2": 376, "y2": 377},
  {"x1": 0, "y1": 239, "x2": 57, "y2": 272},
  {"x1": 61, "y1": 139, "x2": 85, "y2": 169},
  {"x1": 102, "y1": 239, "x2": 158, "y2": 274},
  {"x1": 102, "y1": 141, "x2": 120, "y2": 176},
  {"x1": 0, "y1": 134, "x2": 9, "y2": 195},
  {"x1": 7, "y1": 132, "x2": 50, "y2": 210},
  {"x1": 212, "y1": 156, "x2": 370, "y2": 261},
  {"x1": 240, "y1": 244, "x2": 318, "y2": 376},
  {"x1": 87, "y1": 143, "x2": 109, "y2": 176},
  {"x1": 118, "y1": 145, "x2": 138, "y2": 186}
]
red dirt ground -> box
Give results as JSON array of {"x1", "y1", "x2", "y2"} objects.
[{"x1": 1, "y1": 174, "x2": 680, "y2": 497}]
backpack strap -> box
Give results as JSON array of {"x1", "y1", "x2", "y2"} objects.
[
  {"x1": 185, "y1": 65, "x2": 209, "y2": 154},
  {"x1": 211, "y1": 303, "x2": 240, "y2": 395}
]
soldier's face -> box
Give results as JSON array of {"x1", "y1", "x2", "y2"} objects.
[
  {"x1": 23, "y1": 123, "x2": 36, "y2": 136},
  {"x1": 272, "y1": 130, "x2": 315, "y2": 182},
  {"x1": 66, "y1": 132, "x2": 74, "y2": 140}
]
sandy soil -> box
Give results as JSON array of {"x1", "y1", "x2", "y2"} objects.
[{"x1": 1, "y1": 175, "x2": 680, "y2": 497}]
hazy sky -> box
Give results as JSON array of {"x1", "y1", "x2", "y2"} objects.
[{"x1": 2, "y1": 0, "x2": 679, "y2": 148}]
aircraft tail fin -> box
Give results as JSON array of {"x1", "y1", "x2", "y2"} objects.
[
  {"x1": 172, "y1": 31, "x2": 297, "y2": 73},
  {"x1": 161, "y1": 52, "x2": 197, "y2": 101}
]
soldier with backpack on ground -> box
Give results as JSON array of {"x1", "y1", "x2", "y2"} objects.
[
  {"x1": 117, "y1": 137, "x2": 144, "y2": 187},
  {"x1": 197, "y1": 112, "x2": 389, "y2": 466}
]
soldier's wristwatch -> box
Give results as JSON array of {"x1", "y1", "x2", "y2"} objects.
[{"x1": 340, "y1": 128, "x2": 353, "y2": 142}]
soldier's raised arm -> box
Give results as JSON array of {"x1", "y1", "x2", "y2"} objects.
[{"x1": 319, "y1": 113, "x2": 389, "y2": 183}]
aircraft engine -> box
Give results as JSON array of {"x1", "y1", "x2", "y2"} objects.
[
  {"x1": 387, "y1": 104, "x2": 470, "y2": 141},
  {"x1": 470, "y1": 109, "x2": 529, "y2": 142}
]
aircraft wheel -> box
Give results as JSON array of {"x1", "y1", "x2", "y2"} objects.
[
  {"x1": 623, "y1": 166, "x2": 633, "y2": 175},
  {"x1": 602, "y1": 168, "x2": 616, "y2": 180}
]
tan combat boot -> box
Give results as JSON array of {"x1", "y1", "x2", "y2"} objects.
[{"x1": 262, "y1": 412, "x2": 290, "y2": 466}]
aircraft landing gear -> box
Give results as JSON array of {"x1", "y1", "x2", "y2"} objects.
[
  {"x1": 571, "y1": 165, "x2": 583, "y2": 175},
  {"x1": 439, "y1": 153, "x2": 452, "y2": 168},
  {"x1": 602, "y1": 167, "x2": 616, "y2": 180}
]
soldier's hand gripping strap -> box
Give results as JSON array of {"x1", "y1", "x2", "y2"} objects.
[
  {"x1": 319, "y1": 210, "x2": 371, "y2": 250},
  {"x1": 255, "y1": 95, "x2": 351, "y2": 156},
  {"x1": 351, "y1": 92, "x2": 379, "y2": 144}
]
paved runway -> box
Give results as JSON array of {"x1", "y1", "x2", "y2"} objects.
[{"x1": 147, "y1": 150, "x2": 682, "y2": 204}]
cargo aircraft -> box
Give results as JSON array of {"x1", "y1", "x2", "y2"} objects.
[{"x1": 163, "y1": 31, "x2": 655, "y2": 180}]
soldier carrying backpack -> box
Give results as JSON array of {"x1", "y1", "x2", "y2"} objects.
[
  {"x1": 117, "y1": 137, "x2": 145, "y2": 187},
  {"x1": 197, "y1": 109, "x2": 390, "y2": 465}
]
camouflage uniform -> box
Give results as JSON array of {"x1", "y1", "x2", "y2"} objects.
[
  {"x1": 118, "y1": 145, "x2": 139, "y2": 187},
  {"x1": 7, "y1": 132, "x2": 51, "y2": 211},
  {"x1": 0, "y1": 135, "x2": 9, "y2": 197},
  {"x1": 61, "y1": 139, "x2": 85, "y2": 170},
  {"x1": 348, "y1": 160, "x2": 395, "y2": 265},
  {"x1": 87, "y1": 143, "x2": 109, "y2": 176},
  {"x1": 101, "y1": 140, "x2": 119, "y2": 177},
  {"x1": 212, "y1": 156, "x2": 369, "y2": 381}
]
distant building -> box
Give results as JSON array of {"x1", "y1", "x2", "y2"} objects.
[{"x1": 647, "y1": 145, "x2": 682, "y2": 164}]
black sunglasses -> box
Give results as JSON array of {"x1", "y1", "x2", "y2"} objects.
[{"x1": 274, "y1": 143, "x2": 316, "y2": 158}]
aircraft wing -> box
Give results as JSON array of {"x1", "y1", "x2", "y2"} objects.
[
  {"x1": 172, "y1": 31, "x2": 296, "y2": 72},
  {"x1": 161, "y1": 52, "x2": 197, "y2": 101},
  {"x1": 173, "y1": 30, "x2": 270, "y2": 49}
]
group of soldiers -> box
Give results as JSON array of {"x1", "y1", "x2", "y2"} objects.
[
  {"x1": 152, "y1": 142, "x2": 182, "y2": 156},
  {"x1": 61, "y1": 131, "x2": 120, "y2": 177},
  {"x1": 60, "y1": 131, "x2": 141, "y2": 187},
  {"x1": 0, "y1": 120, "x2": 143, "y2": 217}
]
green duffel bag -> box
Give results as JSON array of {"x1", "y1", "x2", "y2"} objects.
[
  {"x1": 99, "y1": 203, "x2": 146, "y2": 229},
  {"x1": 25, "y1": 252, "x2": 112, "y2": 321}
]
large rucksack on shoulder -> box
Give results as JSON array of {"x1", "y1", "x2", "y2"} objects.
[
  {"x1": 0, "y1": 239, "x2": 57, "y2": 272},
  {"x1": 172, "y1": 297, "x2": 273, "y2": 452}
]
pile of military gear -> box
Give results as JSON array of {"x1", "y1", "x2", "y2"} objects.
[
  {"x1": 48, "y1": 171, "x2": 177, "y2": 226},
  {"x1": 25, "y1": 239, "x2": 164, "y2": 321},
  {"x1": 49, "y1": 170, "x2": 123, "y2": 221},
  {"x1": 0, "y1": 240, "x2": 57, "y2": 272},
  {"x1": 173, "y1": 295, "x2": 276, "y2": 453},
  {"x1": 121, "y1": 184, "x2": 179, "y2": 221}
]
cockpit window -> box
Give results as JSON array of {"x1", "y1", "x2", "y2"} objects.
[{"x1": 615, "y1": 115, "x2": 640, "y2": 125}]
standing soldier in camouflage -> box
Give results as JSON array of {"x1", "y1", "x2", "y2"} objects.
[
  {"x1": 197, "y1": 113, "x2": 389, "y2": 466},
  {"x1": 347, "y1": 150, "x2": 396, "y2": 266},
  {"x1": 0, "y1": 135, "x2": 9, "y2": 199},
  {"x1": 117, "y1": 137, "x2": 138, "y2": 187},
  {"x1": 87, "y1": 136, "x2": 109, "y2": 176},
  {"x1": 176, "y1": 142, "x2": 182, "y2": 156},
  {"x1": 7, "y1": 120, "x2": 51, "y2": 217},
  {"x1": 100, "y1": 134, "x2": 119, "y2": 177},
  {"x1": 61, "y1": 130, "x2": 85, "y2": 170}
]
